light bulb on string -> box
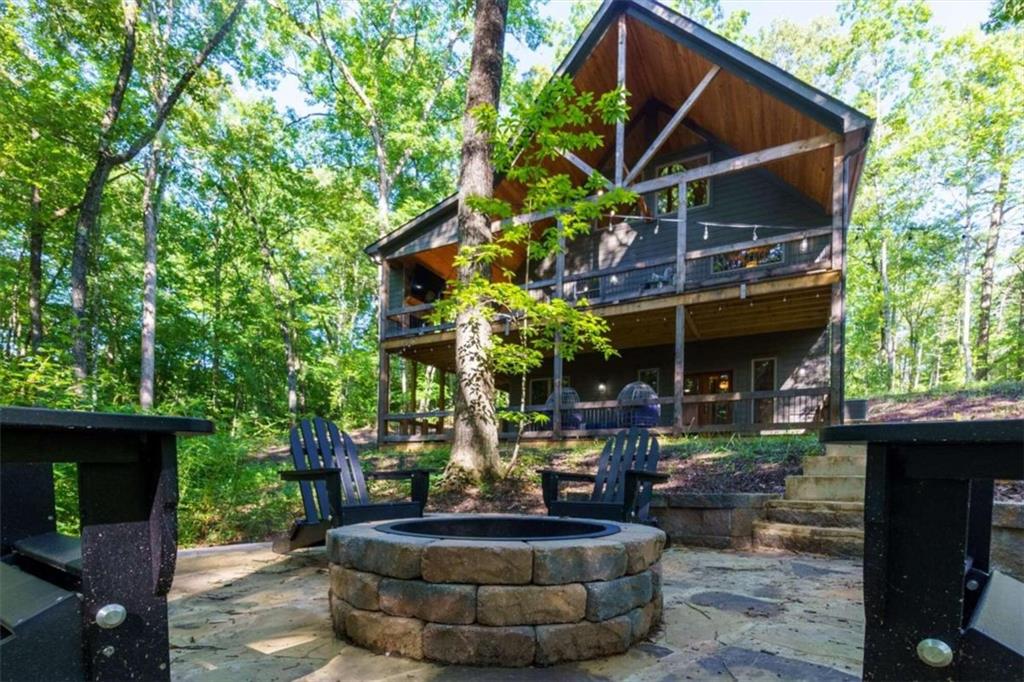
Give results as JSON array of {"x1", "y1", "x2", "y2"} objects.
[
  {"x1": 703, "y1": 224, "x2": 709, "y2": 240},
  {"x1": 752, "y1": 226, "x2": 758, "y2": 241}
]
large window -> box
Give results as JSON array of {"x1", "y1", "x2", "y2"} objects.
[
  {"x1": 638, "y1": 368, "x2": 661, "y2": 395},
  {"x1": 711, "y1": 243, "x2": 784, "y2": 274},
  {"x1": 656, "y1": 154, "x2": 710, "y2": 214}
]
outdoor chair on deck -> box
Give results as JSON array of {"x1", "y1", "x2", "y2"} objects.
[
  {"x1": 274, "y1": 417, "x2": 431, "y2": 553},
  {"x1": 540, "y1": 427, "x2": 668, "y2": 525}
]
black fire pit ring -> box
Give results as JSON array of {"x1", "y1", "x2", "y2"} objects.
[{"x1": 374, "y1": 514, "x2": 621, "y2": 541}]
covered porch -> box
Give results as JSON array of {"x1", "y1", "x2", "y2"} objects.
[{"x1": 376, "y1": 274, "x2": 838, "y2": 445}]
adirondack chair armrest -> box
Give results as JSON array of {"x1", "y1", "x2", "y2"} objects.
[
  {"x1": 623, "y1": 470, "x2": 669, "y2": 484},
  {"x1": 536, "y1": 469, "x2": 596, "y2": 482},
  {"x1": 365, "y1": 468, "x2": 434, "y2": 480},
  {"x1": 279, "y1": 467, "x2": 342, "y2": 481},
  {"x1": 279, "y1": 468, "x2": 344, "y2": 524},
  {"x1": 539, "y1": 469, "x2": 597, "y2": 507},
  {"x1": 622, "y1": 470, "x2": 670, "y2": 522},
  {"x1": 365, "y1": 469, "x2": 433, "y2": 507}
]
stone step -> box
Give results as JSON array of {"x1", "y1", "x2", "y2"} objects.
[
  {"x1": 824, "y1": 442, "x2": 866, "y2": 458},
  {"x1": 803, "y1": 454, "x2": 866, "y2": 477},
  {"x1": 765, "y1": 500, "x2": 864, "y2": 528},
  {"x1": 784, "y1": 475, "x2": 865, "y2": 502},
  {"x1": 753, "y1": 521, "x2": 864, "y2": 558}
]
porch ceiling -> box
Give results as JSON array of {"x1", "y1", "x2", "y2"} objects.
[{"x1": 601, "y1": 284, "x2": 831, "y2": 348}]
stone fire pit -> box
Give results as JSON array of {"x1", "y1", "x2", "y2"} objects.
[{"x1": 326, "y1": 514, "x2": 665, "y2": 667}]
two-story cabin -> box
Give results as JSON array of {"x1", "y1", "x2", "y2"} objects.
[{"x1": 365, "y1": 0, "x2": 872, "y2": 445}]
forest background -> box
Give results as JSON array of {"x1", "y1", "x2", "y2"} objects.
[{"x1": 1, "y1": 0, "x2": 1021, "y2": 540}]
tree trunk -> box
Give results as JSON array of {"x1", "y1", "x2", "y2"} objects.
[
  {"x1": 28, "y1": 185, "x2": 43, "y2": 350},
  {"x1": 138, "y1": 143, "x2": 165, "y2": 409},
  {"x1": 68, "y1": 0, "x2": 242, "y2": 390},
  {"x1": 71, "y1": 158, "x2": 114, "y2": 388},
  {"x1": 975, "y1": 169, "x2": 1007, "y2": 380},
  {"x1": 879, "y1": 233, "x2": 895, "y2": 390},
  {"x1": 961, "y1": 227, "x2": 974, "y2": 385},
  {"x1": 450, "y1": 0, "x2": 508, "y2": 481}
]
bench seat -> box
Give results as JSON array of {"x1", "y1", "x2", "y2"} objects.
[{"x1": 13, "y1": 532, "x2": 82, "y2": 577}]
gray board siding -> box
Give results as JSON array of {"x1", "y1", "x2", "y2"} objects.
[
  {"x1": 506, "y1": 327, "x2": 829, "y2": 408},
  {"x1": 528, "y1": 145, "x2": 829, "y2": 281}
]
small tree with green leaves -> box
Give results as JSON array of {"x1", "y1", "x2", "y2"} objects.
[{"x1": 433, "y1": 77, "x2": 637, "y2": 474}]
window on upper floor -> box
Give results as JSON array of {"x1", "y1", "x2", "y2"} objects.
[{"x1": 656, "y1": 154, "x2": 710, "y2": 214}]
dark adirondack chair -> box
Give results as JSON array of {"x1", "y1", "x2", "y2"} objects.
[
  {"x1": 274, "y1": 417, "x2": 430, "y2": 553},
  {"x1": 540, "y1": 427, "x2": 668, "y2": 524}
]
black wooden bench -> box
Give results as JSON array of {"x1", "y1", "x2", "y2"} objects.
[
  {"x1": 0, "y1": 407, "x2": 213, "y2": 681},
  {"x1": 540, "y1": 427, "x2": 668, "y2": 524},
  {"x1": 274, "y1": 417, "x2": 431, "y2": 553},
  {"x1": 822, "y1": 419, "x2": 1024, "y2": 681}
]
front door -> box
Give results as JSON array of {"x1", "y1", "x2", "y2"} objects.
[{"x1": 683, "y1": 371, "x2": 734, "y2": 426}]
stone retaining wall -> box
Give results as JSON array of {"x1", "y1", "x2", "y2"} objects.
[
  {"x1": 326, "y1": 516, "x2": 665, "y2": 667},
  {"x1": 992, "y1": 502, "x2": 1024, "y2": 581},
  {"x1": 650, "y1": 493, "x2": 777, "y2": 549}
]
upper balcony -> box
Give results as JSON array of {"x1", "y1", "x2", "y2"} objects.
[{"x1": 382, "y1": 220, "x2": 835, "y2": 340}]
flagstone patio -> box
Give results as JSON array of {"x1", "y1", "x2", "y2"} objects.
[{"x1": 169, "y1": 542, "x2": 864, "y2": 681}]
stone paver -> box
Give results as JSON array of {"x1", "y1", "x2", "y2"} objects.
[{"x1": 170, "y1": 542, "x2": 864, "y2": 680}]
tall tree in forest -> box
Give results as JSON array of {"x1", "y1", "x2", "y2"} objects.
[
  {"x1": 138, "y1": 0, "x2": 174, "y2": 409},
  {"x1": 449, "y1": 0, "x2": 510, "y2": 480},
  {"x1": 274, "y1": 0, "x2": 472, "y2": 235},
  {"x1": 68, "y1": 0, "x2": 244, "y2": 391}
]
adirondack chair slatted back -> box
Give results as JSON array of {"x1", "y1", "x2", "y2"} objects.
[
  {"x1": 289, "y1": 418, "x2": 369, "y2": 523},
  {"x1": 590, "y1": 427, "x2": 660, "y2": 517}
]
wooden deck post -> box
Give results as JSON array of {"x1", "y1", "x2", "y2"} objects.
[
  {"x1": 377, "y1": 259, "x2": 390, "y2": 446},
  {"x1": 673, "y1": 304, "x2": 685, "y2": 436},
  {"x1": 675, "y1": 181, "x2": 687, "y2": 293},
  {"x1": 553, "y1": 218, "x2": 566, "y2": 438},
  {"x1": 614, "y1": 14, "x2": 626, "y2": 186},
  {"x1": 673, "y1": 180, "x2": 688, "y2": 435},
  {"x1": 437, "y1": 370, "x2": 446, "y2": 434},
  {"x1": 829, "y1": 141, "x2": 847, "y2": 424}
]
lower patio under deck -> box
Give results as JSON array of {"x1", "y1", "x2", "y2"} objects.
[
  {"x1": 170, "y1": 543, "x2": 864, "y2": 680},
  {"x1": 377, "y1": 280, "x2": 837, "y2": 443}
]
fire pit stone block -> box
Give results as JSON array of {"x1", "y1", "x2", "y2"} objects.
[
  {"x1": 535, "y1": 616, "x2": 633, "y2": 664},
  {"x1": 584, "y1": 570, "x2": 654, "y2": 621},
  {"x1": 422, "y1": 623, "x2": 536, "y2": 666},
  {"x1": 422, "y1": 540, "x2": 533, "y2": 584},
  {"x1": 477, "y1": 584, "x2": 587, "y2": 625},
  {"x1": 379, "y1": 579, "x2": 476, "y2": 624},
  {"x1": 329, "y1": 565, "x2": 381, "y2": 610},
  {"x1": 531, "y1": 539, "x2": 628, "y2": 584}
]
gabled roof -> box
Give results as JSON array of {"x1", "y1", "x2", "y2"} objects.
[{"x1": 366, "y1": 0, "x2": 872, "y2": 258}]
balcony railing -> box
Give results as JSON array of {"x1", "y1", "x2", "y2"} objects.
[
  {"x1": 378, "y1": 388, "x2": 829, "y2": 442},
  {"x1": 382, "y1": 227, "x2": 833, "y2": 339}
]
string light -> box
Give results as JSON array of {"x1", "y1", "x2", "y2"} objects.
[
  {"x1": 703, "y1": 224, "x2": 709, "y2": 240},
  {"x1": 799, "y1": 237, "x2": 809, "y2": 253},
  {"x1": 752, "y1": 226, "x2": 758, "y2": 241}
]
